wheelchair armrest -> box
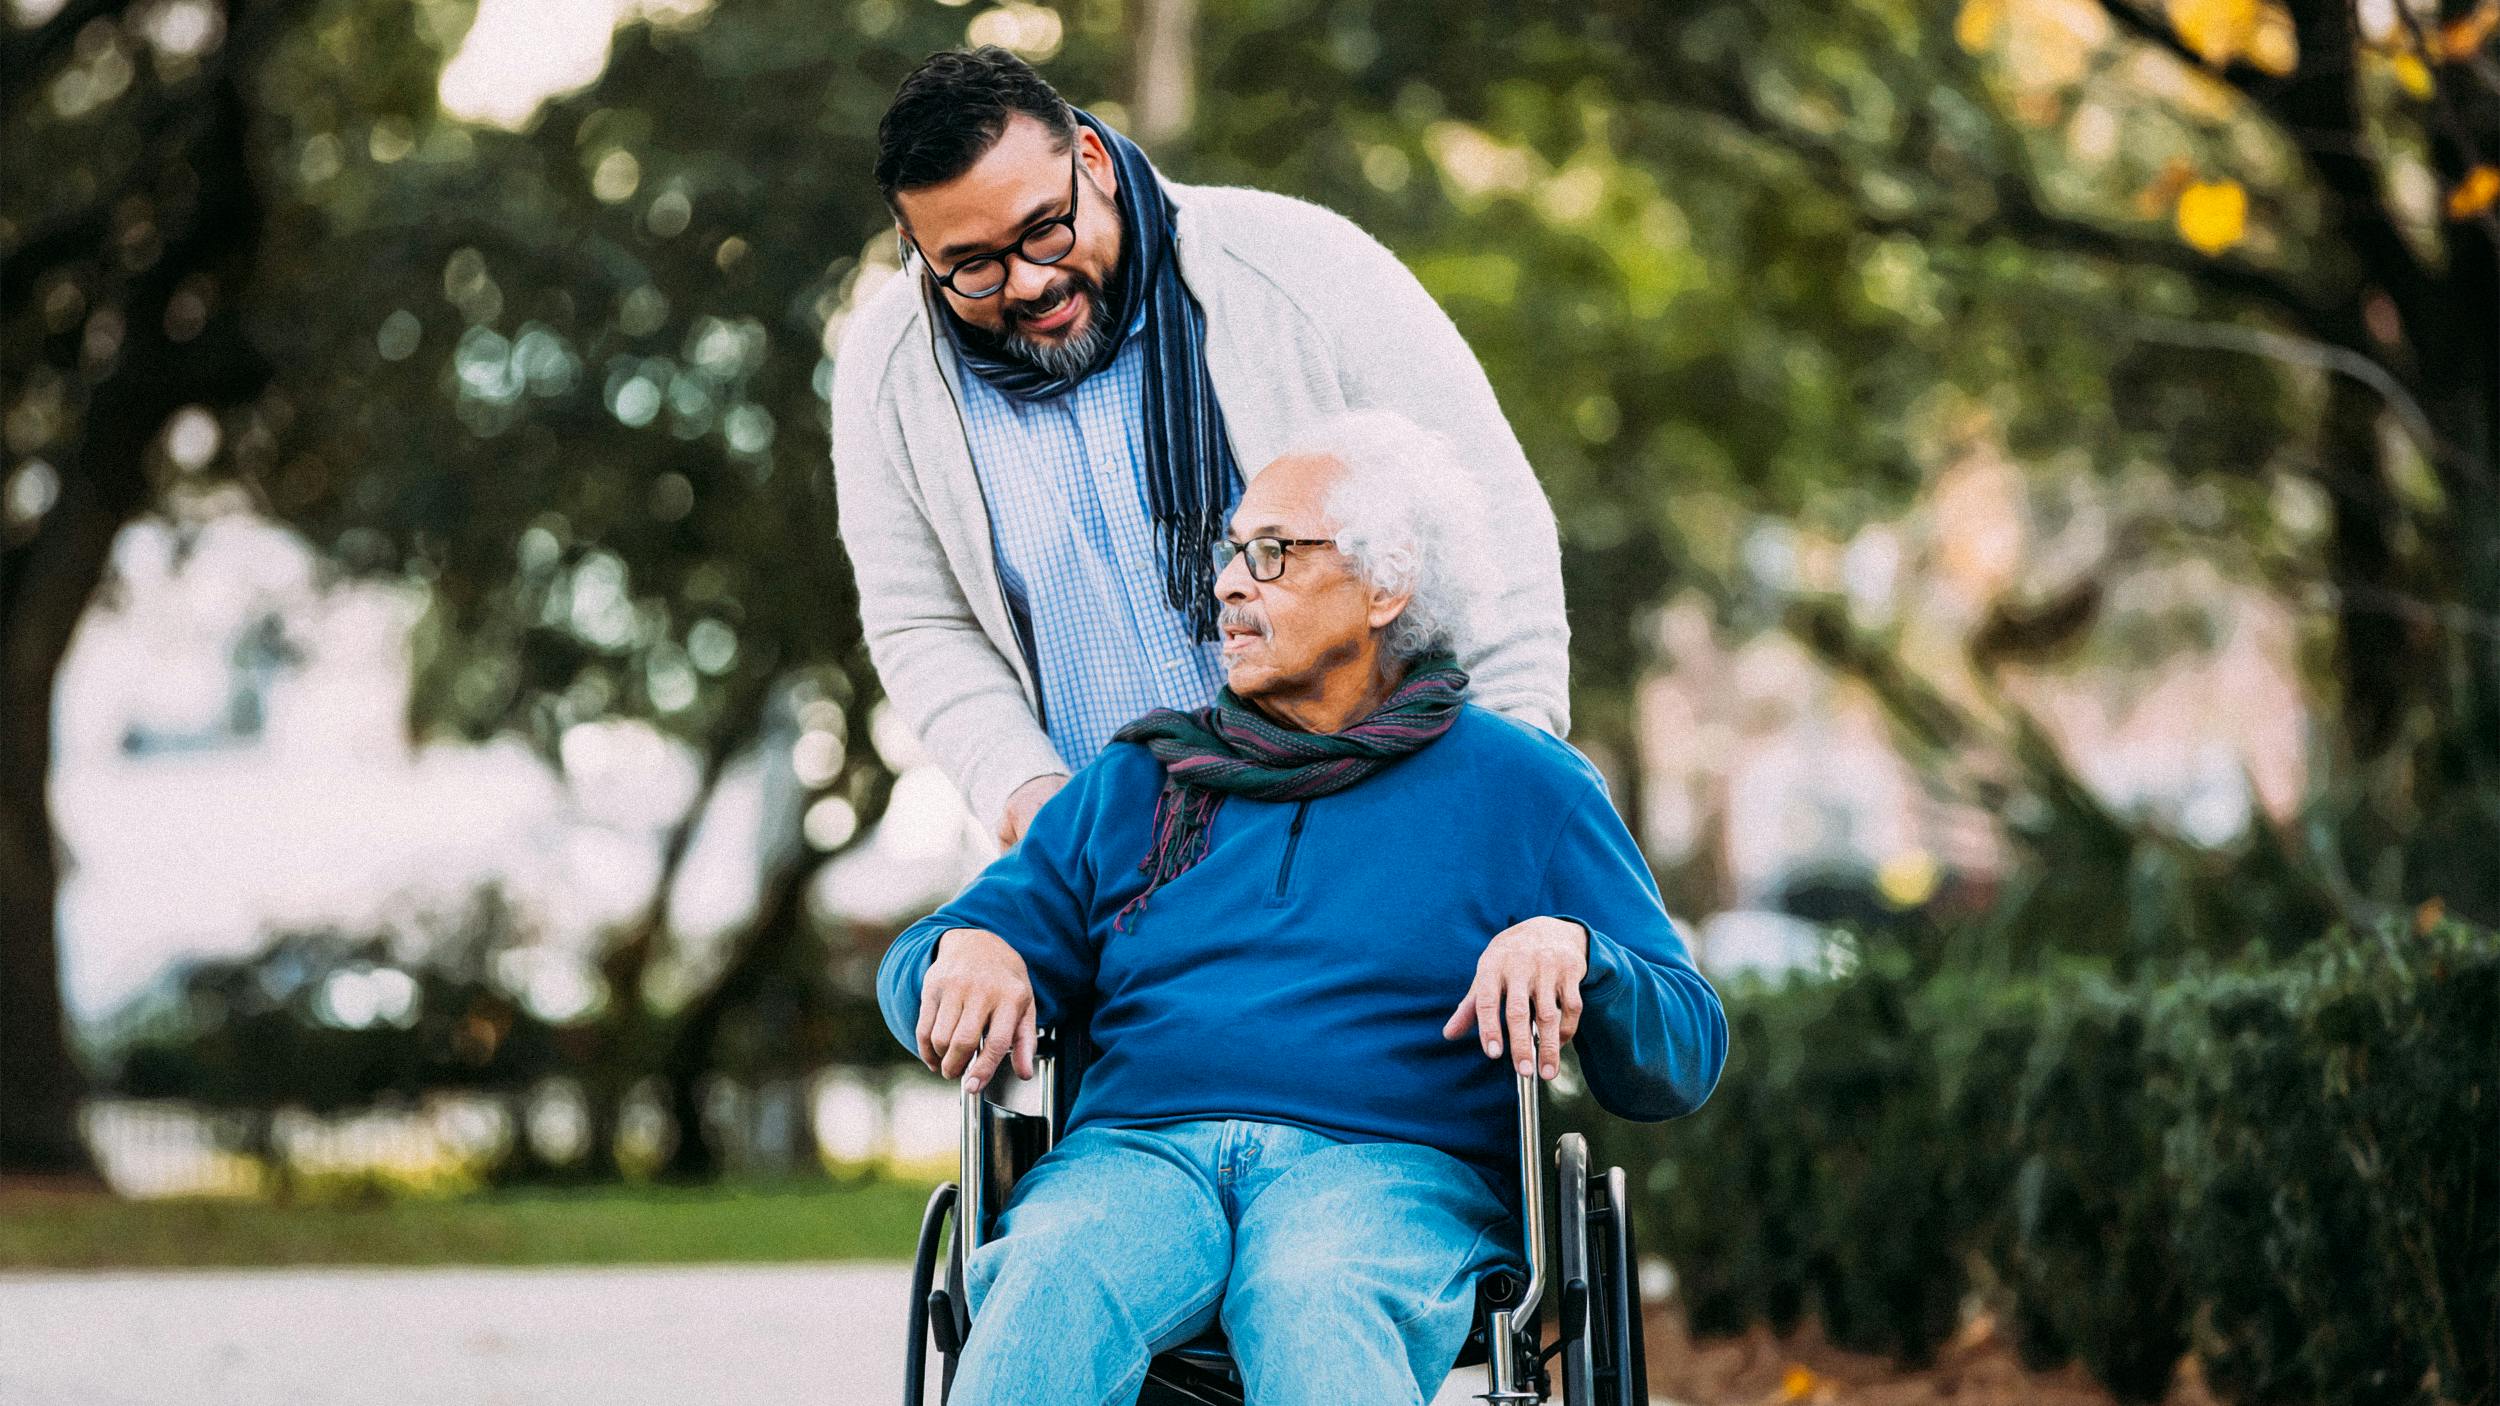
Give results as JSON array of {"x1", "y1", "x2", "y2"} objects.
[{"x1": 955, "y1": 1031, "x2": 1063, "y2": 1254}]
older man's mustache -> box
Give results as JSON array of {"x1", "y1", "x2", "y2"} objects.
[{"x1": 1218, "y1": 604, "x2": 1270, "y2": 639}]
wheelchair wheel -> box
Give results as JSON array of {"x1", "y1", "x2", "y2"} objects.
[
  {"x1": 1598, "y1": 1166, "x2": 1649, "y2": 1405},
  {"x1": 1555, "y1": 1137, "x2": 1652, "y2": 1406},
  {"x1": 1590, "y1": 1160, "x2": 1650, "y2": 1400},
  {"x1": 1557, "y1": 1134, "x2": 1596, "y2": 1405},
  {"x1": 903, "y1": 1181, "x2": 959, "y2": 1405}
]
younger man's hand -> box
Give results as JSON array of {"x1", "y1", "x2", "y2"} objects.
[{"x1": 997, "y1": 774, "x2": 1068, "y2": 848}]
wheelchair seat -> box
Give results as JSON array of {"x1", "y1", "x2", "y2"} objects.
[
  {"x1": 899, "y1": 1028, "x2": 1648, "y2": 1406},
  {"x1": 1135, "y1": 1267, "x2": 1511, "y2": 1385}
]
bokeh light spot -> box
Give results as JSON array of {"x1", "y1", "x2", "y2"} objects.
[
  {"x1": 724, "y1": 403, "x2": 774, "y2": 455},
  {"x1": 4, "y1": 459, "x2": 62, "y2": 531},
  {"x1": 646, "y1": 188, "x2": 691, "y2": 238},
  {"x1": 804, "y1": 796, "x2": 859, "y2": 851},
  {"x1": 966, "y1": 2, "x2": 1061, "y2": 59},
  {"x1": 591, "y1": 148, "x2": 640, "y2": 202},
  {"x1": 610, "y1": 374, "x2": 661, "y2": 428},
  {"x1": 164, "y1": 406, "x2": 220, "y2": 471},
  {"x1": 647, "y1": 471, "x2": 693, "y2": 522},
  {"x1": 377, "y1": 309, "x2": 423, "y2": 361},
  {"x1": 687, "y1": 618, "x2": 737, "y2": 675}
]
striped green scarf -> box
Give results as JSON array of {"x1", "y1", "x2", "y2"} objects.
[{"x1": 1109, "y1": 653, "x2": 1469, "y2": 928}]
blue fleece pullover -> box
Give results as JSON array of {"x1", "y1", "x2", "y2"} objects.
[{"x1": 876, "y1": 706, "x2": 1728, "y2": 1190}]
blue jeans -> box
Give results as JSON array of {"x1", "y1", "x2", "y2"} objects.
[{"x1": 953, "y1": 1119, "x2": 1519, "y2": 1406}]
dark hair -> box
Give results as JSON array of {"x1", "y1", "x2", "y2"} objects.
[{"x1": 875, "y1": 47, "x2": 1074, "y2": 206}]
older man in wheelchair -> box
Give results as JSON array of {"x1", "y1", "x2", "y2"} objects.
[{"x1": 878, "y1": 410, "x2": 1728, "y2": 1406}]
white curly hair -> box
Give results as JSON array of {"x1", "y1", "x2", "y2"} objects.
[{"x1": 1275, "y1": 409, "x2": 1494, "y2": 662}]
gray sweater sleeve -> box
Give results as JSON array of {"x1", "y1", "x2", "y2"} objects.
[{"x1": 829, "y1": 335, "x2": 1068, "y2": 830}]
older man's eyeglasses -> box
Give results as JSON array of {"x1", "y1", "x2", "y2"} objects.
[
  {"x1": 909, "y1": 146, "x2": 1081, "y2": 299},
  {"x1": 1212, "y1": 536, "x2": 1336, "y2": 583}
]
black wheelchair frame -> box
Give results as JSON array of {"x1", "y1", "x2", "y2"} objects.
[{"x1": 901, "y1": 1029, "x2": 1651, "y2": 1405}]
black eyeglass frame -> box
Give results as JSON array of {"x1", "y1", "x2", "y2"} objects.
[
  {"x1": 1212, "y1": 536, "x2": 1337, "y2": 583},
  {"x1": 906, "y1": 145, "x2": 1082, "y2": 299}
]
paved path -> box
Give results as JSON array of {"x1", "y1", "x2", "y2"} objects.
[{"x1": 0, "y1": 1265, "x2": 1498, "y2": 1405}]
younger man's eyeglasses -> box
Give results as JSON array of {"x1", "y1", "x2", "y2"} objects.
[{"x1": 910, "y1": 147, "x2": 1081, "y2": 299}]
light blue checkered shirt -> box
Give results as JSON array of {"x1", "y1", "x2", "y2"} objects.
[{"x1": 956, "y1": 322, "x2": 1238, "y2": 773}]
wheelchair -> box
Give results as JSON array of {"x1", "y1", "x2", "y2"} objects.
[{"x1": 901, "y1": 1029, "x2": 1652, "y2": 1405}]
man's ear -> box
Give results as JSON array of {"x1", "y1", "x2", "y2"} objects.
[
  {"x1": 1080, "y1": 126, "x2": 1117, "y2": 201},
  {"x1": 1366, "y1": 583, "x2": 1416, "y2": 633}
]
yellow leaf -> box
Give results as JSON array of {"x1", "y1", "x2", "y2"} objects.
[
  {"x1": 2177, "y1": 179, "x2": 2248, "y2": 254},
  {"x1": 2391, "y1": 52, "x2": 2435, "y2": 97},
  {"x1": 1781, "y1": 1366, "x2": 1820, "y2": 1401},
  {"x1": 2440, "y1": 2, "x2": 2499, "y2": 61},
  {"x1": 2169, "y1": 0, "x2": 2260, "y2": 65},
  {"x1": 2449, "y1": 165, "x2": 2500, "y2": 220},
  {"x1": 1957, "y1": 0, "x2": 2006, "y2": 54},
  {"x1": 2248, "y1": 3, "x2": 2299, "y2": 75}
]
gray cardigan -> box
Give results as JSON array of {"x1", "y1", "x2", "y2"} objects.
[{"x1": 830, "y1": 179, "x2": 1572, "y2": 829}]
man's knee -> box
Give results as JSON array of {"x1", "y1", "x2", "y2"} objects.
[
  {"x1": 1222, "y1": 1258, "x2": 1457, "y2": 1406},
  {"x1": 1224, "y1": 1255, "x2": 1406, "y2": 1333},
  {"x1": 953, "y1": 1226, "x2": 1183, "y2": 1406},
  {"x1": 968, "y1": 1192, "x2": 1228, "y2": 1351},
  {"x1": 967, "y1": 1215, "x2": 1110, "y2": 1314}
]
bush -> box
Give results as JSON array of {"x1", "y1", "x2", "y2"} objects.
[
  {"x1": 1625, "y1": 919, "x2": 2499, "y2": 1406},
  {"x1": 1612, "y1": 950, "x2": 1983, "y2": 1365},
  {"x1": 2158, "y1": 926, "x2": 2500, "y2": 1406}
]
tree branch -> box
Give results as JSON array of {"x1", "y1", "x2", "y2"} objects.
[
  {"x1": 1668, "y1": 39, "x2": 2332, "y2": 327},
  {"x1": 2113, "y1": 311, "x2": 2488, "y2": 485},
  {"x1": 2091, "y1": 0, "x2": 2298, "y2": 114},
  {"x1": 1974, "y1": 182, "x2": 2334, "y2": 325}
]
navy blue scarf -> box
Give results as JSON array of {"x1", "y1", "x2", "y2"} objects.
[{"x1": 935, "y1": 110, "x2": 1238, "y2": 642}]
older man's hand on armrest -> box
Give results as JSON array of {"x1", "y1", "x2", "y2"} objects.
[
  {"x1": 1441, "y1": 915, "x2": 1589, "y2": 1083},
  {"x1": 917, "y1": 928, "x2": 1039, "y2": 1092}
]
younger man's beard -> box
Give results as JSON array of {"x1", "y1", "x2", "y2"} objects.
[{"x1": 999, "y1": 269, "x2": 1116, "y2": 379}]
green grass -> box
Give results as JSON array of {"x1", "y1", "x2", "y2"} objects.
[{"x1": 0, "y1": 1175, "x2": 941, "y2": 1270}]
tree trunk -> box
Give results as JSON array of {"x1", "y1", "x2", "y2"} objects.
[
  {"x1": 1130, "y1": 0, "x2": 1197, "y2": 149},
  {"x1": 656, "y1": 850, "x2": 826, "y2": 1183},
  {"x1": 2320, "y1": 372, "x2": 2412, "y2": 768},
  {"x1": 2, "y1": 7, "x2": 283, "y2": 1185},
  {"x1": 2417, "y1": 241, "x2": 2500, "y2": 788},
  {"x1": 0, "y1": 479, "x2": 113, "y2": 1183},
  {"x1": 568, "y1": 726, "x2": 752, "y2": 1178}
]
